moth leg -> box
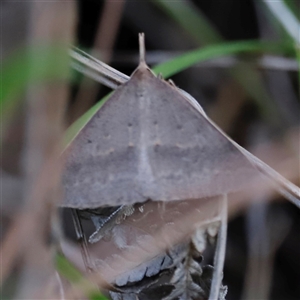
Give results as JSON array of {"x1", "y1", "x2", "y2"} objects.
[
  {"x1": 71, "y1": 208, "x2": 94, "y2": 272},
  {"x1": 88, "y1": 205, "x2": 135, "y2": 244},
  {"x1": 209, "y1": 194, "x2": 228, "y2": 300}
]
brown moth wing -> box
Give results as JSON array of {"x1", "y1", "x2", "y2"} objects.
[{"x1": 62, "y1": 64, "x2": 259, "y2": 208}]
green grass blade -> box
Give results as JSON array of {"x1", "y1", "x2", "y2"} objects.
[
  {"x1": 55, "y1": 253, "x2": 83, "y2": 283},
  {"x1": 154, "y1": 40, "x2": 294, "y2": 125},
  {"x1": 153, "y1": 40, "x2": 290, "y2": 77},
  {"x1": 63, "y1": 93, "x2": 111, "y2": 146}
]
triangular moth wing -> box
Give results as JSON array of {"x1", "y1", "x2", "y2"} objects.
[{"x1": 62, "y1": 65, "x2": 260, "y2": 208}]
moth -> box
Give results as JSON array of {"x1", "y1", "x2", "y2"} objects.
[
  {"x1": 63, "y1": 35, "x2": 277, "y2": 210},
  {"x1": 62, "y1": 34, "x2": 299, "y2": 300}
]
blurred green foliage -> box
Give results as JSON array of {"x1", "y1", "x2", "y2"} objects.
[
  {"x1": 55, "y1": 253, "x2": 109, "y2": 300},
  {"x1": 1, "y1": 45, "x2": 69, "y2": 125}
]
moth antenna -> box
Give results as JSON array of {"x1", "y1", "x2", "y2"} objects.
[{"x1": 139, "y1": 32, "x2": 146, "y2": 65}]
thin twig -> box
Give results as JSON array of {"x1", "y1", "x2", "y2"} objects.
[
  {"x1": 69, "y1": 46, "x2": 128, "y2": 89},
  {"x1": 209, "y1": 195, "x2": 228, "y2": 300}
]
